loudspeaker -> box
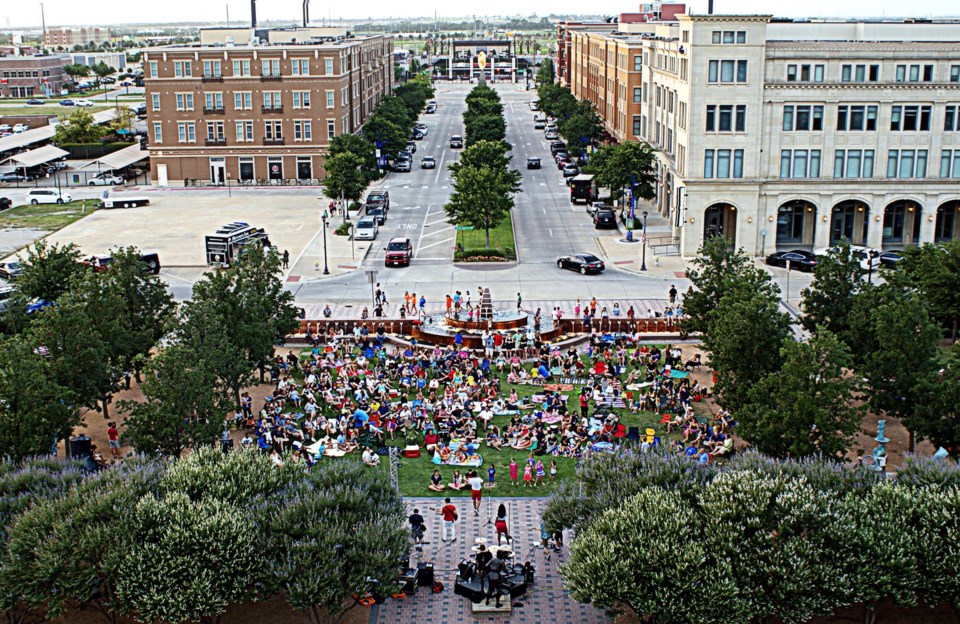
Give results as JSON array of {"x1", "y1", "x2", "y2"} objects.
[
  {"x1": 457, "y1": 559, "x2": 476, "y2": 581},
  {"x1": 69, "y1": 435, "x2": 92, "y2": 459},
  {"x1": 417, "y1": 562, "x2": 435, "y2": 587},
  {"x1": 454, "y1": 576, "x2": 485, "y2": 603},
  {"x1": 503, "y1": 572, "x2": 528, "y2": 597},
  {"x1": 397, "y1": 568, "x2": 418, "y2": 594}
]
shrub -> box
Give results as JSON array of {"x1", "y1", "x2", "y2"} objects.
[{"x1": 334, "y1": 222, "x2": 353, "y2": 236}]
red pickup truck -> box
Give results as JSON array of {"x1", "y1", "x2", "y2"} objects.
[{"x1": 384, "y1": 238, "x2": 413, "y2": 267}]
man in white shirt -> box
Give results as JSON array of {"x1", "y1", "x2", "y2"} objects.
[
  {"x1": 362, "y1": 447, "x2": 380, "y2": 467},
  {"x1": 467, "y1": 470, "x2": 485, "y2": 515}
]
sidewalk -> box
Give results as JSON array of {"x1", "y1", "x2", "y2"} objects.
[
  {"x1": 286, "y1": 214, "x2": 373, "y2": 283},
  {"x1": 595, "y1": 234, "x2": 689, "y2": 280}
]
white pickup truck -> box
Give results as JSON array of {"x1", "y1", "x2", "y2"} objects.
[{"x1": 101, "y1": 195, "x2": 150, "y2": 209}]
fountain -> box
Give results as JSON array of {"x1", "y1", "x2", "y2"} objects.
[{"x1": 410, "y1": 288, "x2": 563, "y2": 349}]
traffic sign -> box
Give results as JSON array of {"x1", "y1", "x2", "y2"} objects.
[{"x1": 455, "y1": 225, "x2": 474, "y2": 231}]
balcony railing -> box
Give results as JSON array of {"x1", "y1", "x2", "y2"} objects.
[
  {"x1": 201, "y1": 74, "x2": 224, "y2": 82},
  {"x1": 202, "y1": 106, "x2": 225, "y2": 114},
  {"x1": 260, "y1": 73, "x2": 283, "y2": 82},
  {"x1": 204, "y1": 137, "x2": 227, "y2": 146},
  {"x1": 263, "y1": 136, "x2": 285, "y2": 145},
  {"x1": 261, "y1": 105, "x2": 284, "y2": 114}
]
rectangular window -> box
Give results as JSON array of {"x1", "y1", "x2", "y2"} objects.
[
  {"x1": 735, "y1": 105, "x2": 746, "y2": 132},
  {"x1": 783, "y1": 105, "x2": 794, "y2": 131},
  {"x1": 291, "y1": 59, "x2": 310, "y2": 76},
  {"x1": 206, "y1": 121, "x2": 224, "y2": 141},
  {"x1": 177, "y1": 122, "x2": 195, "y2": 142},
  {"x1": 781, "y1": 149, "x2": 820, "y2": 178},
  {"x1": 946, "y1": 105, "x2": 959, "y2": 131},
  {"x1": 855, "y1": 65, "x2": 866, "y2": 82},
  {"x1": 952, "y1": 65, "x2": 960, "y2": 82},
  {"x1": 837, "y1": 105, "x2": 878, "y2": 131},
  {"x1": 792, "y1": 150, "x2": 808, "y2": 178},
  {"x1": 204, "y1": 92, "x2": 223, "y2": 110},
  {"x1": 896, "y1": 65, "x2": 906, "y2": 83},
  {"x1": 632, "y1": 115, "x2": 641, "y2": 136},
  {"x1": 814, "y1": 64, "x2": 824, "y2": 82},
  {"x1": 293, "y1": 91, "x2": 311, "y2": 109},
  {"x1": 800, "y1": 64, "x2": 811, "y2": 81},
  {"x1": 633, "y1": 87, "x2": 641, "y2": 103},
  {"x1": 723, "y1": 31, "x2": 734, "y2": 44},
  {"x1": 173, "y1": 61, "x2": 191, "y2": 77},
  {"x1": 737, "y1": 31, "x2": 746, "y2": 44},
  {"x1": 716, "y1": 149, "x2": 731, "y2": 178},
  {"x1": 841, "y1": 65, "x2": 852, "y2": 82},
  {"x1": 149, "y1": 61, "x2": 158, "y2": 78},
  {"x1": 737, "y1": 60, "x2": 748, "y2": 82},
  {"x1": 263, "y1": 120, "x2": 282, "y2": 140},
  {"x1": 704, "y1": 149, "x2": 715, "y2": 178},
  {"x1": 233, "y1": 92, "x2": 251, "y2": 110},
  {"x1": 708, "y1": 60, "x2": 718, "y2": 82},
  {"x1": 780, "y1": 150, "x2": 791, "y2": 178},
  {"x1": 887, "y1": 149, "x2": 928, "y2": 178},
  {"x1": 718, "y1": 105, "x2": 732, "y2": 131},
  {"x1": 732, "y1": 149, "x2": 743, "y2": 178},
  {"x1": 784, "y1": 105, "x2": 823, "y2": 131},
  {"x1": 890, "y1": 105, "x2": 932, "y2": 131},
  {"x1": 151, "y1": 93, "x2": 160, "y2": 111},
  {"x1": 941, "y1": 150, "x2": 960, "y2": 178},
  {"x1": 327, "y1": 119, "x2": 336, "y2": 139},
  {"x1": 326, "y1": 91, "x2": 335, "y2": 108},
  {"x1": 869, "y1": 65, "x2": 879, "y2": 81},
  {"x1": 233, "y1": 60, "x2": 251, "y2": 76},
  {"x1": 325, "y1": 58, "x2": 334, "y2": 74},
  {"x1": 152, "y1": 122, "x2": 162, "y2": 143},
  {"x1": 175, "y1": 93, "x2": 194, "y2": 111},
  {"x1": 706, "y1": 105, "x2": 716, "y2": 131},
  {"x1": 720, "y1": 60, "x2": 733, "y2": 82},
  {"x1": 787, "y1": 64, "x2": 797, "y2": 81},
  {"x1": 235, "y1": 121, "x2": 251, "y2": 142},
  {"x1": 261, "y1": 59, "x2": 280, "y2": 76},
  {"x1": 203, "y1": 60, "x2": 221, "y2": 77}
]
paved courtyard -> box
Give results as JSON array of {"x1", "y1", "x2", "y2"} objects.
[{"x1": 372, "y1": 496, "x2": 610, "y2": 624}]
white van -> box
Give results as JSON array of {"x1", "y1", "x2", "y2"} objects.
[{"x1": 354, "y1": 216, "x2": 379, "y2": 241}]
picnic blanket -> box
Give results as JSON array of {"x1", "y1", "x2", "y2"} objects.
[
  {"x1": 304, "y1": 440, "x2": 348, "y2": 458},
  {"x1": 590, "y1": 441, "x2": 615, "y2": 453},
  {"x1": 543, "y1": 383, "x2": 574, "y2": 392},
  {"x1": 431, "y1": 450, "x2": 483, "y2": 467},
  {"x1": 542, "y1": 414, "x2": 564, "y2": 425},
  {"x1": 669, "y1": 369, "x2": 690, "y2": 379}
]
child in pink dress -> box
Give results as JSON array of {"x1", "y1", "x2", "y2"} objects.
[
  {"x1": 523, "y1": 463, "x2": 533, "y2": 487},
  {"x1": 509, "y1": 459, "x2": 519, "y2": 487}
]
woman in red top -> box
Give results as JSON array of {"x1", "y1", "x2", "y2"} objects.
[{"x1": 495, "y1": 503, "x2": 513, "y2": 546}]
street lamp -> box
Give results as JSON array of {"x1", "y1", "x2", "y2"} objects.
[
  {"x1": 321, "y1": 209, "x2": 330, "y2": 275},
  {"x1": 640, "y1": 210, "x2": 649, "y2": 271},
  {"x1": 867, "y1": 249, "x2": 880, "y2": 283}
]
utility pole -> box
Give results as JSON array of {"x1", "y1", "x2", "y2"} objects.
[{"x1": 40, "y1": 3, "x2": 47, "y2": 51}]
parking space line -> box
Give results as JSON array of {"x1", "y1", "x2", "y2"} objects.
[{"x1": 422, "y1": 225, "x2": 454, "y2": 238}]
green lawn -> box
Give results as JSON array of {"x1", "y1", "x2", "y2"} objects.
[
  {"x1": 0, "y1": 200, "x2": 100, "y2": 231},
  {"x1": 0, "y1": 105, "x2": 113, "y2": 120},
  {"x1": 288, "y1": 346, "x2": 685, "y2": 498},
  {"x1": 456, "y1": 212, "x2": 516, "y2": 257}
]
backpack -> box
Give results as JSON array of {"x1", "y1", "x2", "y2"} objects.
[{"x1": 433, "y1": 581, "x2": 444, "y2": 593}]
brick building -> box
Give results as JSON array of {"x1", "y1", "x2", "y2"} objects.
[
  {"x1": 44, "y1": 27, "x2": 110, "y2": 48},
  {"x1": 0, "y1": 54, "x2": 70, "y2": 98},
  {"x1": 143, "y1": 34, "x2": 393, "y2": 186}
]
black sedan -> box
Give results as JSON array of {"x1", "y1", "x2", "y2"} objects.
[
  {"x1": 879, "y1": 251, "x2": 903, "y2": 268},
  {"x1": 526, "y1": 157, "x2": 541, "y2": 169},
  {"x1": 26, "y1": 99, "x2": 44, "y2": 105},
  {"x1": 557, "y1": 253, "x2": 605, "y2": 275},
  {"x1": 765, "y1": 250, "x2": 818, "y2": 272}
]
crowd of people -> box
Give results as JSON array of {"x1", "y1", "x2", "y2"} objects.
[{"x1": 234, "y1": 317, "x2": 731, "y2": 477}]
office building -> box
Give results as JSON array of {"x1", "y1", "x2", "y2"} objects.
[
  {"x1": 0, "y1": 54, "x2": 70, "y2": 97},
  {"x1": 44, "y1": 27, "x2": 110, "y2": 48},
  {"x1": 560, "y1": 13, "x2": 960, "y2": 256},
  {"x1": 143, "y1": 33, "x2": 393, "y2": 186}
]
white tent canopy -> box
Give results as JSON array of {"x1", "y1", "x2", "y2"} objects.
[
  {"x1": 3, "y1": 144, "x2": 69, "y2": 169},
  {"x1": 81, "y1": 144, "x2": 148, "y2": 172}
]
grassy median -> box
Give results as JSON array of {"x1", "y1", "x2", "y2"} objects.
[
  {"x1": 0, "y1": 199, "x2": 100, "y2": 231},
  {"x1": 455, "y1": 212, "x2": 517, "y2": 261}
]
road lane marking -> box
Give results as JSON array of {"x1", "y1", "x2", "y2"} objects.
[
  {"x1": 421, "y1": 225, "x2": 455, "y2": 238},
  {"x1": 419, "y1": 237, "x2": 455, "y2": 251}
]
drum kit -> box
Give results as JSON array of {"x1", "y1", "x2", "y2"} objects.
[{"x1": 471, "y1": 537, "x2": 514, "y2": 559}]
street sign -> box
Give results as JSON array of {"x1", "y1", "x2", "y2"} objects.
[{"x1": 455, "y1": 225, "x2": 474, "y2": 231}]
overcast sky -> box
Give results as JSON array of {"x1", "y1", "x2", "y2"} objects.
[{"x1": 3, "y1": 0, "x2": 957, "y2": 29}]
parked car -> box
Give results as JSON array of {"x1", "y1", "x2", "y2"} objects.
[
  {"x1": 399, "y1": 149, "x2": 413, "y2": 161},
  {"x1": 0, "y1": 284, "x2": 13, "y2": 314},
  {"x1": 449, "y1": 135, "x2": 464, "y2": 148},
  {"x1": 425, "y1": 104, "x2": 437, "y2": 114},
  {"x1": 25, "y1": 189, "x2": 72, "y2": 204},
  {"x1": 534, "y1": 120, "x2": 545, "y2": 130},
  {"x1": 354, "y1": 216, "x2": 379, "y2": 240},
  {"x1": 421, "y1": 156, "x2": 436, "y2": 169},
  {"x1": 393, "y1": 159, "x2": 411, "y2": 173},
  {"x1": 562, "y1": 164, "x2": 580, "y2": 178},
  {"x1": 765, "y1": 250, "x2": 818, "y2": 272},
  {"x1": 0, "y1": 261, "x2": 24, "y2": 281},
  {"x1": 879, "y1": 250, "x2": 903, "y2": 268},
  {"x1": 88, "y1": 173, "x2": 124, "y2": 186},
  {"x1": 365, "y1": 206, "x2": 386, "y2": 225},
  {"x1": 405, "y1": 141, "x2": 417, "y2": 154},
  {"x1": 813, "y1": 245, "x2": 879, "y2": 271},
  {"x1": 529, "y1": 101, "x2": 540, "y2": 111},
  {"x1": 557, "y1": 253, "x2": 605, "y2": 275},
  {"x1": 59, "y1": 99, "x2": 75, "y2": 106},
  {"x1": 100, "y1": 76, "x2": 116, "y2": 84},
  {"x1": 556, "y1": 154, "x2": 571, "y2": 168},
  {"x1": 74, "y1": 99, "x2": 94, "y2": 107},
  {"x1": 0, "y1": 173, "x2": 27, "y2": 183},
  {"x1": 12, "y1": 124, "x2": 29, "y2": 133},
  {"x1": 0, "y1": 197, "x2": 11, "y2": 211},
  {"x1": 26, "y1": 99, "x2": 44, "y2": 105},
  {"x1": 593, "y1": 209, "x2": 617, "y2": 229},
  {"x1": 526, "y1": 157, "x2": 541, "y2": 170},
  {"x1": 384, "y1": 237, "x2": 414, "y2": 267},
  {"x1": 81, "y1": 253, "x2": 161, "y2": 275},
  {"x1": 0, "y1": 124, "x2": 10, "y2": 133},
  {"x1": 415, "y1": 123, "x2": 428, "y2": 132},
  {"x1": 550, "y1": 141, "x2": 567, "y2": 156},
  {"x1": 365, "y1": 191, "x2": 390, "y2": 210},
  {"x1": 544, "y1": 130, "x2": 559, "y2": 140}
]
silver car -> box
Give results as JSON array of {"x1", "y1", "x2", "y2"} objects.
[{"x1": 354, "y1": 216, "x2": 379, "y2": 241}]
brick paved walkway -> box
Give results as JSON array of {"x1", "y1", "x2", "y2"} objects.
[{"x1": 371, "y1": 496, "x2": 610, "y2": 624}]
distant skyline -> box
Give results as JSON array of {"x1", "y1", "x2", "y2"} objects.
[{"x1": 3, "y1": 0, "x2": 958, "y2": 29}]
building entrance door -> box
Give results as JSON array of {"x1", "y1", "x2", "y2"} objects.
[{"x1": 209, "y1": 158, "x2": 225, "y2": 185}]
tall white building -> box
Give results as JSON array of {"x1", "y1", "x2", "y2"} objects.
[{"x1": 582, "y1": 15, "x2": 960, "y2": 256}]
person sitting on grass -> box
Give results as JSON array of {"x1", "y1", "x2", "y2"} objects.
[
  {"x1": 486, "y1": 426, "x2": 504, "y2": 450},
  {"x1": 449, "y1": 469, "x2": 465, "y2": 491},
  {"x1": 428, "y1": 469, "x2": 445, "y2": 492},
  {"x1": 362, "y1": 447, "x2": 380, "y2": 467}
]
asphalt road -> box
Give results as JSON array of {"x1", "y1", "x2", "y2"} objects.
[{"x1": 290, "y1": 82, "x2": 680, "y2": 308}]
